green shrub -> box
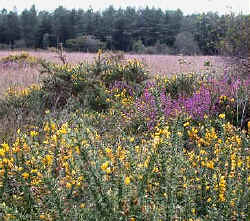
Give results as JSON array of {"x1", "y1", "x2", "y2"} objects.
[
  {"x1": 0, "y1": 84, "x2": 46, "y2": 143},
  {"x1": 0, "y1": 43, "x2": 9, "y2": 50},
  {"x1": 40, "y1": 60, "x2": 109, "y2": 111},
  {"x1": 39, "y1": 51, "x2": 149, "y2": 112},
  {"x1": 98, "y1": 51, "x2": 149, "y2": 87},
  {"x1": 156, "y1": 72, "x2": 200, "y2": 99},
  {"x1": 132, "y1": 40, "x2": 145, "y2": 54},
  {"x1": 174, "y1": 31, "x2": 200, "y2": 55},
  {"x1": 66, "y1": 35, "x2": 106, "y2": 52},
  {"x1": 0, "y1": 110, "x2": 248, "y2": 220}
]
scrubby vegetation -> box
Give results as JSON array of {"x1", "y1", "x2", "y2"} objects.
[
  {"x1": 0, "y1": 51, "x2": 249, "y2": 220},
  {"x1": 0, "y1": 52, "x2": 42, "y2": 66}
]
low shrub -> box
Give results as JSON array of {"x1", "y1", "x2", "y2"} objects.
[
  {"x1": 0, "y1": 52, "x2": 43, "y2": 66},
  {"x1": 0, "y1": 110, "x2": 248, "y2": 220},
  {"x1": 0, "y1": 51, "x2": 249, "y2": 220},
  {"x1": 39, "y1": 50, "x2": 148, "y2": 111}
]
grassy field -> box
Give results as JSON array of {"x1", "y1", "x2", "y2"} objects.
[{"x1": 0, "y1": 50, "x2": 248, "y2": 220}]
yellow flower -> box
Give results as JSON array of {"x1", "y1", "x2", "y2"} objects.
[
  {"x1": 66, "y1": 182, "x2": 72, "y2": 189},
  {"x1": 135, "y1": 146, "x2": 140, "y2": 153},
  {"x1": 101, "y1": 161, "x2": 109, "y2": 171},
  {"x1": 237, "y1": 159, "x2": 243, "y2": 168},
  {"x1": 75, "y1": 146, "x2": 80, "y2": 154},
  {"x1": 80, "y1": 203, "x2": 85, "y2": 208},
  {"x1": 81, "y1": 139, "x2": 87, "y2": 145},
  {"x1": 23, "y1": 143, "x2": 30, "y2": 152},
  {"x1": 30, "y1": 130, "x2": 38, "y2": 137},
  {"x1": 183, "y1": 122, "x2": 190, "y2": 127},
  {"x1": 22, "y1": 172, "x2": 29, "y2": 179},
  {"x1": 106, "y1": 167, "x2": 112, "y2": 174},
  {"x1": 1, "y1": 143, "x2": 9, "y2": 152},
  {"x1": 45, "y1": 155, "x2": 53, "y2": 166},
  {"x1": 105, "y1": 147, "x2": 112, "y2": 155},
  {"x1": 40, "y1": 214, "x2": 46, "y2": 219},
  {"x1": 230, "y1": 200, "x2": 235, "y2": 207},
  {"x1": 124, "y1": 176, "x2": 131, "y2": 185},
  {"x1": 0, "y1": 169, "x2": 5, "y2": 176},
  {"x1": 31, "y1": 169, "x2": 38, "y2": 174},
  {"x1": 206, "y1": 161, "x2": 214, "y2": 169},
  {"x1": 130, "y1": 137, "x2": 135, "y2": 142},
  {"x1": 177, "y1": 131, "x2": 182, "y2": 137},
  {"x1": 219, "y1": 193, "x2": 225, "y2": 202},
  {"x1": 219, "y1": 113, "x2": 225, "y2": 119},
  {"x1": 0, "y1": 148, "x2": 5, "y2": 157}
]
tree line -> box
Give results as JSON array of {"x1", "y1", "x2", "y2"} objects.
[{"x1": 0, "y1": 5, "x2": 249, "y2": 56}]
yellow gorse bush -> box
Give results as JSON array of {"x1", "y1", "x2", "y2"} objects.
[
  {"x1": 5, "y1": 84, "x2": 41, "y2": 97},
  {"x1": 0, "y1": 110, "x2": 248, "y2": 219}
]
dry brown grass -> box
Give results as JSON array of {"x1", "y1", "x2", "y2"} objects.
[
  {"x1": 0, "y1": 50, "x2": 227, "y2": 95},
  {"x1": 0, "y1": 65, "x2": 39, "y2": 96}
]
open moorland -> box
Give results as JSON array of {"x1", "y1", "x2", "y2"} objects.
[
  {"x1": 0, "y1": 50, "x2": 249, "y2": 220},
  {"x1": 0, "y1": 50, "x2": 227, "y2": 95}
]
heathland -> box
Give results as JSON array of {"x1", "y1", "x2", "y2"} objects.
[{"x1": 0, "y1": 49, "x2": 248, "y2": 220}]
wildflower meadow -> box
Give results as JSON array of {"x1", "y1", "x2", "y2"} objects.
[{"x1": 0, "y1": 51, "x2": 249, "y2": 220}]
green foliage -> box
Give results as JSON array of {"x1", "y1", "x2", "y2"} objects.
[
  {"x1": 217, "y1": 14, "x2": 250, "y2": 58},
  {"x1": 39, "y1": 60, "x2": 108, "y2": 111},
  {"x1": 174, "y1": 31, "x2": 200, "y2": 55},
  {"x1": 142, "y1": 42, "x2": 175, "y2": 55},
  {"x1": 100, "y1": 54, "x2": 149, "y2": 86},
  {"x1": 66, "y1": 35, "x2": 106, "y2": 52},
  {"x1": 132, "y1": 40, "x2": 145, "y2": 54},
  {"x1": 0, "y1": 84, "x2": 46, "y2": 143},
  {"x1": 20, "y1": 5, "x2": 38, "y2": 48},
  {"x1": 2, "y1": 5, "x2": 245, "y2": 55},
  {"x1": 217, "y1": 87, "x2": 249, "y2": 130},
  {"x1": 0, "y1": 108, "x2": 248, "y2": 220},
  {"x1": 2, "y1": 11, "x2": 21, "y2": 48},
  {"x1": 158, "y1": 72, "x2": 200, "y2": 99},
  {"x1": 0, "y1": 43, "x2": 9, "y2": 50},
  {"x1": 39, "y1": 51, "x2": 148, "y2": 111}
]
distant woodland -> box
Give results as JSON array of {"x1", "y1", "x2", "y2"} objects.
[{"x1": 0, "y1": 5, "x2": 249, "y2": 56}]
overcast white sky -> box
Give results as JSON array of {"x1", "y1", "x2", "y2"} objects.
[{"x1": 0, "y1": 0, "x2": 249, "y2": 15}]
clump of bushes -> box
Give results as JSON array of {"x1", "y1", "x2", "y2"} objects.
[
  {"x1": 0, "y1": 43, "x2": 9, "y2": 50},
  {"x1": 39, "y1": 50, "x2": 148, "y2": 111},
  {"x1": 66, "y1": 35, "x2": 106, "y2": 52},
  {"x1": 174, "y1": 31, "x2": 200, "y2": 55},
  {"x1": 0, "y1": 52, "x2": 42, "y2": 66},
  {"x1": 132, "y1": 39, "x2": 175, "y2": 55},
  {"x1": 0, "y1": 50, "x2": 149, "y2": 141},
  {"x1": 0, "y1": 104, "x2": 248, "y2": 220}
]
